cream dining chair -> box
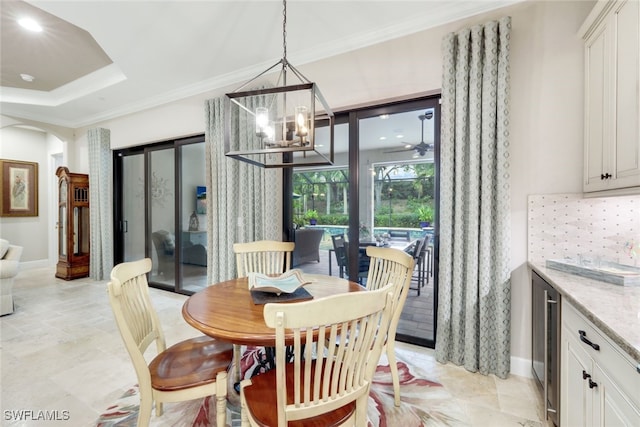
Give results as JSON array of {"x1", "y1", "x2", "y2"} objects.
[
  {"x1": 240, "y1": 284, "x2": 395, "y2": 427},
  {"x1": 233, "y1": 240, "x2": 295, "y2": 278},
  {"x1": 107, "y1": 258, "x2": 233, "y2": 427},
  {"x1": 365, "y1": 246, "x2": 415, "y2": 407},
  {"x1": 232, "y1": 240, "x2": 296, "y2": 381}
]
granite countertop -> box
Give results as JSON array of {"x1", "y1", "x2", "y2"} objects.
[{"x1": 529, "y1": 261, "x2": 640, "y2": 364}]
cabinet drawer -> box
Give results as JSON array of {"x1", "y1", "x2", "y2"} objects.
[{"x1": 563, "y1": 302, "x2": 640, "y2": 405}]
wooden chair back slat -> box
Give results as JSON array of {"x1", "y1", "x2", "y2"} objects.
[
  {"x1": 233, "y1": 240, "x2": 295, "y2": 278},
  {"x1": 259, "y1": 285, "x2": 394, "y2": 426}
]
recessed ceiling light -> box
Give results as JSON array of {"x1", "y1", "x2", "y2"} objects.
[
  {"x1": 379, "y1": 136, "x2": 387, "y2": 140},
  {"x1": 18, "y1": 17, "x2": 43, "y2": 32},
  {"x1": 20, "y1": 73, "x2": 35, "y2": 82},
  {"x1": 379, "y1": 114, "x2": 389, "y2": 119},
  {"x1": 396, "y1": 134, "x2": 404, "y2": 139}
]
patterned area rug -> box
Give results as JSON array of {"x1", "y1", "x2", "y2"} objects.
[{"x1": 95, "y1": 347, "x2": 456, "y2": 427}]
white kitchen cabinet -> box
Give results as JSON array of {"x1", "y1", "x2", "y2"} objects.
[
  {"x1": 563, "y1": 334, "x2": 592, "y2": 426},
  {"x1": 561, "y1": 301, "x2": 640, "y2": 426},
  {"x1": 580, "y1": 0, "x2": 640, "y2": 194}
]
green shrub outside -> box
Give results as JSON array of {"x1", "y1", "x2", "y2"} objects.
[
  {"x1": 374, "y1": 213, "x2": 420, "y2": 228},
  {"x1": 315, "y1": 213, "x2": 421, "y2": 228},
  {"x1": 317, "y1": 213, "x2": 349, "y2": 225}
]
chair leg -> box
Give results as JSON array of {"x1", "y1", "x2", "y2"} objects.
[
  {"x1": 233, "y1": 344, "x2": 242, "y2": 383},
  {"x1": 387, "y1": 344, "x2": 401, "y2": 407},
  {"x1": 138, "y1": 391, "x2": 153, "y2": 427},
  {"x1": 354, "y1": 392, "x2": 369, "y2": 427},
  {"x1": 216, "y1": 371, "x2": 228, "y2": 427},
  {"x1": 240, "y1": 379, "x2": 252, "y2": 427}
]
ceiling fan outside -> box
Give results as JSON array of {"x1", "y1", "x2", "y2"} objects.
[{"x1": 384, "y1": 111, "x2": 434, "y2": 156}]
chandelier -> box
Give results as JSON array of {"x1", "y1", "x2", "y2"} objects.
[{"x1": 224, "y1": 0, "x2": 334, "y2": 168}]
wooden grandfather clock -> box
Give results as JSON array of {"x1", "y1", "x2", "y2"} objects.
[{"x1": 55, "y1": 167, "x2": 90, "y2": 280}]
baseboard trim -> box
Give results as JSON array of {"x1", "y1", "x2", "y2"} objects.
[
  {"x1": 511, "y1": 355, "x2": 533, "y2": 378},
  {"x1": 19, "y1": 259, "x2": 50, "y2": 270}
]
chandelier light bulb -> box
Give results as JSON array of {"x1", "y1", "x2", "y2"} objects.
[
  {"x1": 295, "y1": 106, "x2": 308, "y2": 142},
  {"x1": 255, "y1": 107, "x2": 269, "y2": 138}
]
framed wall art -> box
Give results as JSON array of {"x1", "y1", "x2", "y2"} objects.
[
  {"x1": 0, "y1": 159, "x2": 38, "y2": 217},
  {"x1": 196, "y1": 185, "x2": 206, "y2": 215}
]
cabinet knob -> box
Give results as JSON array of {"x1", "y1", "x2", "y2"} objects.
[
  {"x1": 582, "y1": 370, "x2": 591, "y2": 380},
  {"x1": 588, "y1": 379, "x2": 598, "y2": 389},
  {"x1": 600, "y1": 173, "x2": 612, "y2": 180}
]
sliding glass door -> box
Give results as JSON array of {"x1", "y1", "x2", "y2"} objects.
[
  {"x1": 148, "y1": 146, "x2": 176, "y2": 288},
  {"x1": 179, "y1": 142, "x2": 208, "y2": 293},
  {"x1": 114, "y1": 135, "x2": 207, "y2": 295},
  {"x1": 287, "y1": 95, "x2": 440, "y2": 348},
  {"x1": 291, "y1": 120, "x2": 351, "y2": 278},
  {"x1": 356, "y1": 99, "x2": 439, "y2": 347},
  {"x1": 121, "y1": 153, "x2": 145, "y2": 262}
]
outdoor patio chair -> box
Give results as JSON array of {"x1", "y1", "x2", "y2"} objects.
[
  {"x1": 331, "y1": 234, "x2": 368, "y2": 284},
  {"x1": 408, "y1": 237, "x2": 426, "y2": 295},
  {"x1": 344, "y1": 241, "x2": 370, "y2": 284},
  {"x1": 330, "y1": 234, "x2": 348, "y2": 278}
]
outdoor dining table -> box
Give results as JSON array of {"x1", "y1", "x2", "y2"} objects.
[{"x1": 181, "y1": 273, "x2": 365, "y2": 404}]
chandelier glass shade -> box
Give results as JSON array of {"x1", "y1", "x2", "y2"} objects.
[{"x1": 224, "y1": 1, "x2": 334, "y2": 168}]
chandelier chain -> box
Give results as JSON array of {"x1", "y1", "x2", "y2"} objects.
[{"x1": 282, "y1": 0, "x2": 287, "y2": 63}]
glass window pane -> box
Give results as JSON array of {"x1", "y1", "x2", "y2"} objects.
[
  {"x1": 149, "y1": 148, "x2": 176, "y2": 287},
  {"x1": 180, "y1": 142, "x2": 207, "y2": 293},
  {"x1": 291, "y1": 122, "x2": 349, "y2": 277},
  {"x1": 123, "y1": 154, "x2": 145, "y2": 262}
]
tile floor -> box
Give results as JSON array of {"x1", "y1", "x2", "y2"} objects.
[{"x1": 1, "y1": 267, "x2": 548, "y2": 426}]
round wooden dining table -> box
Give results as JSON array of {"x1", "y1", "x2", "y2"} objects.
[
  {"x1": 182, "y1": 273, "x2": 364, "y2": 347},
  {"x1": 182, "y1": 273, "x2": 364, "y2": 407}
]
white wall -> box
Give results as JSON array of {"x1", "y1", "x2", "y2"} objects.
[
  {"x1": 0, "y1": 127, "x2": 56, "y2": 264},
  {"x1": 1, "y1": 0, "x2": 598, "y2": 369}
]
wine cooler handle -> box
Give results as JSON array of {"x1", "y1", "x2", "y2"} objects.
[{"x1": 543, "y1": 290, "x2": 550, "y2": 418}]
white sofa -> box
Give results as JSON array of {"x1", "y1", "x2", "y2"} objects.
[{"x1": 0, "y1": 239, "x2": 23, "y2": 316}]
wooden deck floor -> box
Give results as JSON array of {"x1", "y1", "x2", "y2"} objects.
[{"x1": 295, "y1": 248, "x2": 435, "y2": 344}]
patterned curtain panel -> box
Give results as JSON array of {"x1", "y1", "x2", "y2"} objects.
[
  {"x1": 204, "y1": 97, "x2": 282, "y2": 284},
  {"x1": 436, "y1": 17, "x2": 512, "y2": 378},
  {"x1": 87, "y1": 128, "x2": 114, "y2": 280}
]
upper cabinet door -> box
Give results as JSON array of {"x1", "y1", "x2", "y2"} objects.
[
  {"x1": 584, "y1": 19, "x2": 609, "y2": 192},
  {"x1": 581, "y1": 0, "x2": 640, "y2": 194},
  {"x1": 613, "y1": 0, "x2": 640, "y2": 188}
]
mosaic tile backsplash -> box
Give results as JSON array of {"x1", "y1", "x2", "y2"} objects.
[{"x1": 528, "y1": 193, "x2": 640, "y2": 266}]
